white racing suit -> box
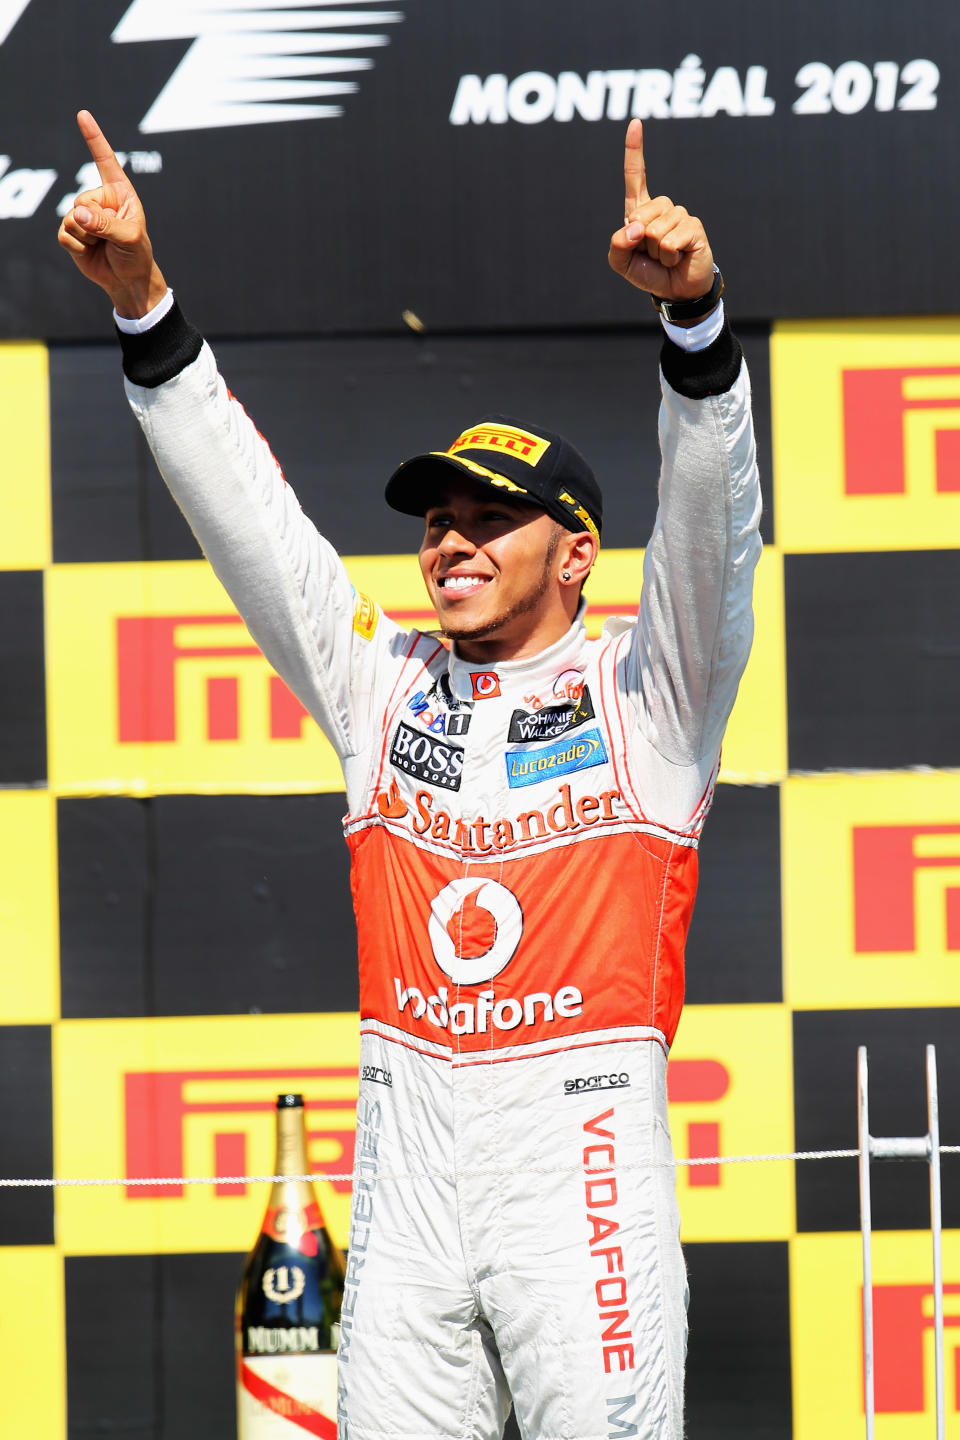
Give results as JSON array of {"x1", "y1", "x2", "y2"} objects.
[{"x1": 120, "y1": 306, "x2": 761, "y2": 1440}]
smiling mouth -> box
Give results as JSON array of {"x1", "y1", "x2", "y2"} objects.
[{"x1": 438, "y1": 575, "x2": 491, "y2": 594}]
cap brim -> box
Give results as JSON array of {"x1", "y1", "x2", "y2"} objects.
[{"x1": 384, "y1": 452, "x2": 534, "y2": 517}]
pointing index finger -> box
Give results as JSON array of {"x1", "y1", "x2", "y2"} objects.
[
  {"x1": 623, "y1": 118, "x2": 650, "y2": 216},
  {"x1": 76, "y1": 109, "x2": 126, "y2": 187}
]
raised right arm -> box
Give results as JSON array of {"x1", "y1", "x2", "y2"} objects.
[{"x1": 58, "y1": 110, "x2": 401, "y2": 761}]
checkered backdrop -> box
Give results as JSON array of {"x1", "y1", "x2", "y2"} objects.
[{"x1": 2, "y1": 312, "x2": 960, "y2": 1438}]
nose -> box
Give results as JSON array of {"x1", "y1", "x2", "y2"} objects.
[{"x1": 437, "y1": 526, "x2": 477, "y2": 557}]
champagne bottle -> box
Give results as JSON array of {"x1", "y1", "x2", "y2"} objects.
[{"x1": 236, "y1": 1093, "x2": 345, "y2": 1438}]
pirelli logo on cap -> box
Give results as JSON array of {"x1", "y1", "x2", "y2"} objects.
[
  {"x1": 558, "y1": 489, "x2": 600, "y2": 541},
  {"x1": 448, "y1": 423, "x2": 550, "y2": 467}
]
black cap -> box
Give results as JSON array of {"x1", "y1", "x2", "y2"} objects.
[
  {"x1": 276, "y1": 1093, "x2": 304, "y2": 1108},
  {"x1": 385, "y1": 414, "x2": 602, "y2": 542}
]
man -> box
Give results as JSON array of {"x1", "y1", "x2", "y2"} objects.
[{"x1": 60, "y1": 110, "x2": 760, "y2": 1440}]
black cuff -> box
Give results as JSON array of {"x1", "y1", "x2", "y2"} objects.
[
  {"x1": 658, "y1": 317, "x2": 742, "y2": 399},
  {"x1": 116, "y1": 299, "x2": 203, "y2": 388}
]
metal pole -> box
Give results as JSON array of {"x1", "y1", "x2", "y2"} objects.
[
  {"x1": 927, "y1": 1045, "x2": 945, "y2": 1440},
  {"x1": 858, "y1": 1045, "x2": 875, "y2": 1440}
]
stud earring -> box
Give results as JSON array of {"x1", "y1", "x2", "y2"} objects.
[{"x1": 561, "y1": 570, "x2": 571, "y2": 582}]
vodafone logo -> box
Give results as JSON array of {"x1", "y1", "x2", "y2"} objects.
[
  {"x1": 470, "y1": 671, "x2": 501, "y2": 699},
  {"x1": 428, "y1": 878, "x2": 523, "y2": 984},
  {"x1": 110, "y1": 0, "x2": 404, "y2": 134}
]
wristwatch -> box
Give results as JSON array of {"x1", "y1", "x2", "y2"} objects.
[{"x1": 651, "y1": 267, "x2": 724, "y2": 323}]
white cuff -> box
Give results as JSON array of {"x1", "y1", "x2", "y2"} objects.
[
  {"x1": 659, "y1": 298, "x2": 725, "y2": 352},
  {"x1": 114, "y1": 288, "x2": 174, "y2": 334}
]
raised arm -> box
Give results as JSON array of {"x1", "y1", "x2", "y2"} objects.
[
  {"x1": 57, "y1": 110, "x2": 168, "y2": 318},
  {"x1": 57, "y1": 111, "x2": 403, "y2": 767},
  {"x1": 608, "y1": 123, "x2": 761, "y2": 800}
]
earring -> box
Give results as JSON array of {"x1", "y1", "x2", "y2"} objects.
[{"x1": 561, "y1": 570, "x2": 571, "y2": 582}]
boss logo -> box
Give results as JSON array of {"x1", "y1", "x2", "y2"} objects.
[
  {"x1": 563, "y1": 1072, "x2": 630, "y2": 1095},
  {"x1": 390, "y1": 723, "x2": 464, "y2": 790}
]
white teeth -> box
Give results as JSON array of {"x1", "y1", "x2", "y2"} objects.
[{"x1": 441, "y1": 575, "x2": 487, "y2": 591}]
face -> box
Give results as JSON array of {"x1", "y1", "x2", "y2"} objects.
[{"x1": 418, "y1": 474, "x2": 569, "y2": 662}]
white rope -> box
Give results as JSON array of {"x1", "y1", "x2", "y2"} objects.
[
  {"x1": 0, "y1": 1146, "x2": 871, "y2": 1189},
  {"x1": 4, "y1": 1140, "x2": 954, "y2": 1189}
]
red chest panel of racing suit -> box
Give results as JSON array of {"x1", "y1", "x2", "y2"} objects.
[{"x1": 343, "y1": 620, "x2": 707, "y2": 1063}]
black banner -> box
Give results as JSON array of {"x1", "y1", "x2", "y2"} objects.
[{"x1": 0, "y1": 0, "x2": 957, "y2": 338}]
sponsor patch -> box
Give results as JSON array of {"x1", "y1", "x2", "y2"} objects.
[
  {"x1": 448, "y1": 422, "x2": 550, "y2": 467},
  {"x1": 564, "y1": 1072, "x2": 631, "y2": 1096},
  {"x1": 505, "y1": 727, "x2": 608, "y2": 789},
  {"x1": 508, "y1": 686, "x2": 595, "y2": 743},
  {"x1": 471, "y1": 671, "x2": 501, "y2": 699},
  {"x1": 553, "y1": 667, "x2": 585, "y2": 702},
  {"x1": 352, "y1": 590, "x2": 379, "y2": 641},
  {"x1": 406, "y1": 678, "x2": 472, "y2": 736},
  {"x1": 390, "y1": 723, "x2": 464, "y2": 791}
]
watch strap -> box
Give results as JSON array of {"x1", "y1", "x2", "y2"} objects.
[{"x1": 651, "y1": 267, "x2": 724, "y2": 323}]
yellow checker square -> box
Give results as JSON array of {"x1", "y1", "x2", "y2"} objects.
[
  {"x1": 587, "y1": 545, "x2": 786, "y2": 784},
  {"x1": 783, "y1": 773, "x2": 960, "y2": 1010},
  {"x1": 55, "y1": 1013, "x2": 360, "y2": 1256},
  {"x1": 0, "y1": 790, "x2": 59, "y2": 1022},
  {"x1": 792, "y1": 1230, "x2": 960, "y2": 1440},
  {"x1": 0, "y1": 342, "x2": 50, "y2": 570},
  {"x1": 0, "y1": 1246, "x2": 65, "y2": 1440},
  {"x1": 46, "y1": 556, "x2": 426, "y2": 797},
  {"x1": 668, "y1": 1003, "x2": 794, "y2": 1242},
  {"x1": 772, "y1": 319, "x2": 960, "y2": 552}
]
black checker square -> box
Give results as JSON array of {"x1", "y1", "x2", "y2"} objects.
[
  {"x1": 785, "y1": 550, "x2": 960, "y2": 771},
  {"x1": 49, "y1": 344, "x2": 201, "y2": 565},
  {"x1": 65, "y1": 1251, "x2": 241, "y2": 1440},
  {"x1": 685, "y1": 782, "x2": 782, "y2": 1004},
  {"x1": 58, "y1": 793, "x2": 357, "y2": 1019},
  {"x1": 0, "y1": 1024, "x2": 53, "y2": 1245},
  {"x1": 49, "y1": 325, "x2": 773, "y2": 565},
  {"x1": 0, "y1": 569, "x2": 46, "y2": 785},
  {"x1": 684, "y1": 1241, "x2": 792, "y2": 1439},
  {"x1": 794, "y1": 1009, "x2": 960, "y2": 1233}
]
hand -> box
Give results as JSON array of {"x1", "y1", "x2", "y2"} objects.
[
  {"x1": 608, "y1": 120, "x2": 715, "y2": 306},
  {"x1": 57, "y1": 110, "x2": 167, "y2": 318}
]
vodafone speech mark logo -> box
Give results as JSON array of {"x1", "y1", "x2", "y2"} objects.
[
  {"x1": 428, "y1": 877, "x2": 523, "y2": 984},
  {"x1": 470, "y1": 671, "x2": 501, "y2": 699},
  {"x1": 111, "y1": 0, "x2": 404, "y2": 133}
]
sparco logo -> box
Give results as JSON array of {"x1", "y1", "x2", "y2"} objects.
[
  {"x1": 111, "y1": 0, "x2": 404, "y2": 133},
  {"x1": 564, "y1": 1072, "x2": 630, "y2": 1096},
  {"x1": 390, "y1": 723, "x2": 464, "y2": 791}
]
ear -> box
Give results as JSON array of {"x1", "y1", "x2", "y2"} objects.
[{"x1": 558, "y1": 530, "x2": 598, "y2": 587}]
